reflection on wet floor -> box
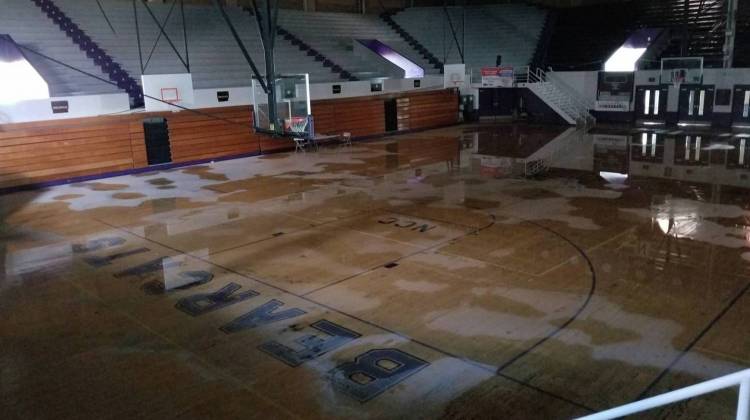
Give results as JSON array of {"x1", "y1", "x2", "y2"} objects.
[{"x1": 1, "y1": 122, "x2": 750, "y2": 419}]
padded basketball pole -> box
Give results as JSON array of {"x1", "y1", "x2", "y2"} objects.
[
  {"x1": 133, "y1": 0, "x2": 144, "y2": 74},
  {"x1": 724, "y1": 0, "x2": 738, "y2": 68},
  {"x1": 140, "y1": 0, "x2": 189, "y2": 71},
  {"x1": 180, "y1": 0, "x2": 190, "y2": 73},
  {"x1": 251, "y1": 0, "x2": 281, "y2": 131},
  {"x1": 212, "y1": 0, "x2": 268, "y2": 93},
  {"x1": 680, "y1": 0, "x2": 690, "y2": 56}
]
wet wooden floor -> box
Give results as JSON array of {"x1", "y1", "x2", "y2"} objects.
[{"x1": 2, "y1": 123, "x2": 750, "y2": 419}]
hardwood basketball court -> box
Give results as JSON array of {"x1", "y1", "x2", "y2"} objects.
[{"x1": 3, "y1": 124, "x2": 749, "y2": 419}]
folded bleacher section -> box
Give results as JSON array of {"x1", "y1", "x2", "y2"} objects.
[
  {"x1": 32, "y1": 0, "x2": 143, "y2": 106},
  {"x1": 380, "y1": 12, "x2": 444, "y2": 73},
  {"x1": 390, "y1": 4, "x2": 547, "y2": 71},
  {"x1": 53, "y1": 0, "x2": 340, "y2": 89},
  {"x1": 276, "y1": 10, "x2": 441, "y2": 80}
]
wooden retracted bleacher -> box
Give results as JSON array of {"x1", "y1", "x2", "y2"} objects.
[
  {"x1": 0, "y1": 116, "x2": 141, "y2": 190},
  {"x1": 311, "y1": 89, "x2": 459, "y2": 138},
  {"x1": 0, "y1": 89, "x2": 459, "y2": 190}
]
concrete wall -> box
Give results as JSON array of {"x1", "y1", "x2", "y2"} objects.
[
  {"x1": 0, "y1": 93, "x2": 131, "y2": 125},
  {"x1": 555, "y1": 68, "x2": 750, "y2": 120},
  {"x1": 0, "y1": 75, "x2": 444, "y2": 124},
  {"x1": 153, "y1": 0, "x2": 630, "y2": 13},
  {"x1": 154, "y1": 0, "x2": 409, "y2": 14}
]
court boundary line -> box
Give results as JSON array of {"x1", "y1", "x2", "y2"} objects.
[
  {"x1": 635, "y1": 279, "x2": 750, "y2": 400},
  {"x1": 495, "y1": 219, "x2": 597, "y2": 373}
]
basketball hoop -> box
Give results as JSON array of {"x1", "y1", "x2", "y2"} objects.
[
  {"x1": 449, "y1": 73, "x2": 463, "y2": 88},
  {"x1": 284, "y1": 116, "x2": 309, "y2": 138},
  {"x1": 160, "y1": 87, "x2": 179, "y2": 103}
]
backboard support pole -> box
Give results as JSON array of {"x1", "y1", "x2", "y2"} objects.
[{"x1": 724, "y1": 0, "x2": 738, "y2": 68}]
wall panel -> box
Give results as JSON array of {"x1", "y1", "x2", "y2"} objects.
[
  {"x1": 0, "y1": 116, "x2": 137, "y2": 189},
  {"x1": 312, "y1": 88, "x2": 458, "y2": 136}
]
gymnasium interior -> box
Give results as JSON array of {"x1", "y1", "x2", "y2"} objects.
[{"x1": 1, "y1": 0, "x2": 750, "y2": 418}]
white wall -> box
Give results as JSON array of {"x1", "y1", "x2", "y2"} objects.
[
  {"x1": 558, "y1": 68, "x2": 750, "y2": 114},
  {"x1": 309, "y1": 75, "x2": 443, "y2": 100},
  {"x1": 0, "y1": 93, "x2": 131, "y2": 124},
  {"x1": 0, "y1": 75, "x2": 445, "y2": 124},
  {"x1": 193, "y1": 86, "x2": 253, "y2": 108},
  {"x1": 550, "y1": 71, "x2": 599, "y2": 103}
]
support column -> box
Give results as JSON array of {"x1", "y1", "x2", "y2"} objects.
[
  {"x1": 724, "y1": 0, "x2": 738, "y2": 68},
  {"x1": 263, "y1": 0, "x2": 279, "y2": 130}
]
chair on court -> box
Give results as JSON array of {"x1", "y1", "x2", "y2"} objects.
[
  {"x1": 293, "y1": 137, "x2": 308, "y2": 152},
  {"x1": 340, "y1": 132, "x2": 352, "y2": 147}
]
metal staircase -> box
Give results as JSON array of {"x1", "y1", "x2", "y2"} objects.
[{"x1": 517, "y1": 66, "x2": 596, "y2": 127}]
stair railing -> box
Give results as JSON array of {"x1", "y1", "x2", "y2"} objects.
[
  {"x1": 577, "y1": 368, "x2": 750, "y2": 420},
  {"x1": 539, "y1": 67, "x2": 595, "y2": 124},
  {"x1": 546, "y1": 68, "x2": 595, "y2": 110}
]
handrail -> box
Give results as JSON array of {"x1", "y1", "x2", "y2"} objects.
[
  {"x1": 546, "y1": 69, "x2": 594, "y2": 109},
  {"x1": 577, "y1": 368, "x2": 750, "y2": 420},
  {"x1": 519, "y1": 66, "x2": 595, "y2": 126},
  {"x1": 539, "y1": 69, "x2": 589, "y2": 117}
]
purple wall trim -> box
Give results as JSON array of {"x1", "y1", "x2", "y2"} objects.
[{"x1": 0, "y1": 149, "x2": 267, "y2": 195}]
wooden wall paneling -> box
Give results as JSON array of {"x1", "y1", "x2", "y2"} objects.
[
  {"x1": 312, "y1": 89, "x2": 458, "y2": 138},
  {"x1": 312, "y1": 96, "x2": 386, "y2": 137},
  {"x1": 407, "y1": 90, "x2": 460, "y2": 129},
  {"x1": 128, "y1": 120, "x2": 148, "y2": 168}
]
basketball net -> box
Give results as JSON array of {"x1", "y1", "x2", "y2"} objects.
[
  {"x1": 672, "y1": 70, "x2": 686, "y2": 90},
  {"x1": 284, "y1": 116, "x2": 309, "y2": 138}
]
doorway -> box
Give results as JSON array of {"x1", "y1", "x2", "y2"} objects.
[
  {"x1": 384, "y1": 99, "x2": 398, "y2": 132},
  {"x1": 634, "y1": 86, "x2": 668, "y2": 121},
  {"x1": 143, "y1": 117, "x2": 172, "y2": 165},
  {"x1": 732, "y1": 85, "x2": 750, "y2": 125},
  {"x1": 678, "y1": 85, "x2": 715, "y2": 123}
]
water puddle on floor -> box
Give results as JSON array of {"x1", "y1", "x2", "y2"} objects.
[{"x1": 1, "y1": 123, "x2": 750, "y2": 419}]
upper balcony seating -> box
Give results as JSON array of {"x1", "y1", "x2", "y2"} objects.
[{"x1": 391, "y1": 5, "x2": 547, "y2": 71}]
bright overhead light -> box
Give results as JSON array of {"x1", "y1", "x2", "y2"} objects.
[
  {"x1": 604, "y1": 47, "x2": 647, "y2": 72},
  {"x1": 0, "y1": 59, "x2": 50, "y2": 105},
  {"x1": 0, "y1": 36, "x2": 50, "y2": 105}
]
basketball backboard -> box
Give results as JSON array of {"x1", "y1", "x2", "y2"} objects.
[
  {"x1": 142, "y1": 73, "x2": 194, "y2": 112},
  {"x1": 660, "y1": 57, "x2": 703, "y2": 87},
  {"x1": 252, "y1": 73, "x2": 311, "y2": 137}
]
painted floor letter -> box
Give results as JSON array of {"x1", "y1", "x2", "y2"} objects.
[
  {"x1": 259, "y1": 319, "x2": 361, "y2": 367},
  {"x1": 219, "y1": 299, "x2": 306, "y2": 334},
  {"x1": 329, "y1": 348, "x2": 429, "y2": 402}
]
